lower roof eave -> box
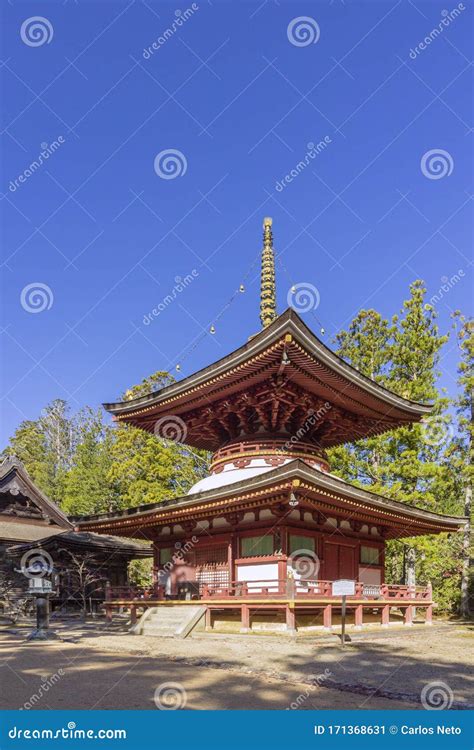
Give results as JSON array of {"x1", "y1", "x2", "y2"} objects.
[
  {"x1": 74, "y1": 460, "x2": 466, "y2": 540},
  {"x1": 8, "y1": 531, "x2": 152, "y2": 558}
]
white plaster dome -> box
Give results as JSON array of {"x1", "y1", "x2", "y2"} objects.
[
  {"x1": 187, "y1": 440, "x2": 329, "y2": 495},
  {"x1": 188, "y1": 457, "x2": 294, "y2": 495}
]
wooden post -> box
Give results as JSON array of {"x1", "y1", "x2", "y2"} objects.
[
  {"x1": 381, "y1": 604, "x2": 390, "y2": 627},
  {"x1": 404, "y1": 605, "x2": 413, "y2": 626},
  {"x1": 425, "y1": 604, "x2": 433, "y2": 625},
  {"x1": 241, "y1": 604, "x2": 250, "y2": 632},
  {"x1": 278, "y1": 558, "x2": 287, "y2": 594},
  {"x1": 286, "y1": 605, "x2": 296, "y2": 634},
  {"x1": 152, "y1": 544, "x2": 160, "y2": 588},
  {"x1": 205, "y1": 608, "x2": 212, "y2": 630},
  {"x1": 130, "y1": 605, "x2": 137, "y2": 626},
  {"x1": 354, "y1": 604, "x2": 363, "y2": 629},
  {"x1": 228, "y1": 535, "x2": 234, "y2": 587},
  {"x1": 323, "y1": 604, "x2": 332, "y2": 630}
]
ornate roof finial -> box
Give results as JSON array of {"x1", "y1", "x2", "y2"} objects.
[{"x1": 260, "y1": 217, "x2": 277, "y2": 328}]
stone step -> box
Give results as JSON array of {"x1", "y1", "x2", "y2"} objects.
[
  {"x1": 142, "y1": 627, "x2": 180, "y2": 637},
  {"x1": 131, "y1": 605, "x2": 206, "y2": 638},
  {"x1": 145, "y1": 616, "x2": 190, "y2": 624}
]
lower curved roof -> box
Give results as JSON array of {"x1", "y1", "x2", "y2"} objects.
[{"x1": 75, "y1": 460, "x2": 465, "y2": 541}]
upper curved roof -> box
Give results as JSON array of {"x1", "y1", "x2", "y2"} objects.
[{"x1": 103, "y1": 309, "x2": 432, "y2": 450}]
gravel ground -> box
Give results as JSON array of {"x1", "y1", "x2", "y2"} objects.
[{"x1": 0, "y1": 621, "x2": 472, "y2": 710}]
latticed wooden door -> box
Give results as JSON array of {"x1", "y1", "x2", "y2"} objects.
[{"x1": 193, "y1": 545, "x2": 229, "y2": 593}]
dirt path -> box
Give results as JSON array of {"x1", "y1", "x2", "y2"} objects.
[
  {"x1": 0, "y1": 630, "x2": 421, "y2": 710},
  {"x1": 1, "y1": 622, "x2": 472, "y2": 710}
]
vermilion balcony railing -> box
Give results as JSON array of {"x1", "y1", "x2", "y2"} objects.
[
  {"x1": 105, "y1": 580, "x2": 432, "y2": 602},
  {"x1": 200, "y1": 580, "x2": 431, "y2": 600}
]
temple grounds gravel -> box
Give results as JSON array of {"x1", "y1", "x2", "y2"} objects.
[{"x1": 0, "y1": 621, "x2": 471, "y2": 710}]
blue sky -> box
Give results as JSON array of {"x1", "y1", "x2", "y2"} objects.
[{"x1": 1, "y1": 0, "x2": 472, "y2": 446}]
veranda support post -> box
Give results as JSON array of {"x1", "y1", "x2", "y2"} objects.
[
  {"x1": 323, "y1": 604, "x2": 332, "y2": 630},
  {"x1": 241, "y1": 604, "x2": 250, "y2": 633},
  {"x1": 285, "y1": 605, "x2": 296, "y2": 634}
]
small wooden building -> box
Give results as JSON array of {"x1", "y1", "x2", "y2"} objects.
[
  {"x1": 77, "y1": 219, "x2": 465, "y2": 633},
  {"x1": 0, "y1": 456, "x2": 151, "y2": 615}
]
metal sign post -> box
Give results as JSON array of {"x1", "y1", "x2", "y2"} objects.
[{"x1": 332, "y1": 579, "x2": 355, "y2": 648}]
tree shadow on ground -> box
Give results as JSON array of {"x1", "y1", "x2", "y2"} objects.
[{"x1": 0, "y1": 620, "x2": 471, "y2": 710}]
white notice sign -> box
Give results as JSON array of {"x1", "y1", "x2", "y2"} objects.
[
  {"x1": 28, "y1": 578, "x2": 52, "y2": 593},
  {"x1": 332, "y1": 579, "x2": 355, "y2": 596}
]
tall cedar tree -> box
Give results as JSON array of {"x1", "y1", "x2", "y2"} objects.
[
  {"x1": 329, "y1": 281, "x2": 463, "y2": 611},
  {"x1": 451, "y1": 313, "x2": 473, "y2": 617}
]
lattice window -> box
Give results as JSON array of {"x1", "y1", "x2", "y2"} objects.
[
  {"x1": 197, "y1": 569, "x2": 229, "y2": 588},
  {"x1": 194, "y1": 545, "x2": 228, "y2": 566},
  {"x1": 360, "y1": 545, "x2": 380, "y2": 565},
  {"x1": 241, "y1": 534, "x2": 273, "y2": 557},
  {"x1": 194, "y1": 545, "x2": 229, "y2": 592},
  {"x1": 289, "y1": 534, "x2": 315, "y2": 554}
]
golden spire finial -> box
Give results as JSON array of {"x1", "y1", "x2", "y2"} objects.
[{"x1": 260, "y1": 217, "x2": 277, "y2": 328}]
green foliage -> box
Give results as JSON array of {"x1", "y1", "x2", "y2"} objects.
[
  {"x1": 3, "y1": 371, "x2": 209, "y2": 515},
  {"x1": 128, "y1": 558, "x2": 153, "y2": 588},
  {"x1": 5, "y1": 399, "x2": 74, "y2": 504},
  {"x1": 329, "y1": 281, "x2": 468, "y2": 613},
  {"x1": 62, "y1": 409, "x2": 117, "y2": 515},
  {"x1": 4, "y1": 419, "x2": 53, "y2": 496}
]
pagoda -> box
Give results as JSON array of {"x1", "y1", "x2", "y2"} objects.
[{"x1": 78, "y1": 218, "x2": 465, "y2": 634}]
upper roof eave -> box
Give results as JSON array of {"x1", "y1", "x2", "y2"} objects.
[{"x1": 103, "y1": 309, "x2": 432, "y2": 420}]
